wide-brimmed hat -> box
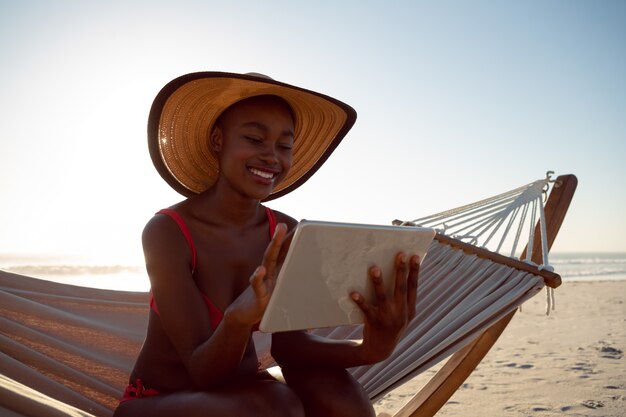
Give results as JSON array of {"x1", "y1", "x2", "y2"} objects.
[{"x1": 148, "y1": 71, "x2": 357, "y2": 200}]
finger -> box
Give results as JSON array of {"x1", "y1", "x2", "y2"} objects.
[
  {"x1": 393, "y1": 252, "x2": 409, "y2": 307},
  {"x1": 350, "y1": 292, "x2": 372, "y2": 317},
  {"x1": 263, "y1": 223, "x2": 287, "y2": 278},
  {"x1": 250, "y1": 266, "x2": 268, "y2": 298},
  {"x1": 369, "y1": 266, "x2": 386, "y2": 304},
  {"x1": 407, "y1": 255, "x2": 420, "y2": 321}
]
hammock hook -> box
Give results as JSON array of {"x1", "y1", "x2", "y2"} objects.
[
  {"x1": 546, "y1": 170, "x2": 563, "y2": 188},
  {"x1": 543, "y1": 171, "x2": 557, "y2": 202}
]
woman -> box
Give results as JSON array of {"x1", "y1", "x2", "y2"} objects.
[{"x1": 113, "y1": 72, "x2": 420, "y2": 417}]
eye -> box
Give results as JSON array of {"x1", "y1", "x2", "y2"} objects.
[
  {"x1": 278, "y1": 142, "x2": 293, "y2": 150},
  {"x1": 245, "y1": 136, "x2": 263, "y2": 144}
]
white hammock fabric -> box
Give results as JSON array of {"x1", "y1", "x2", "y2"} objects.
[
  {"x1": 315, "y1": 174, "x2": 557, "y2": 400},
  {"x1": 398, "y1": 174, "x2": 555, "y2": 265}
]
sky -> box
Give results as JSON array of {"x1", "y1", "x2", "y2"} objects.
[{"x1": 0, "y1": 0, "x2": 625, "y2": 266}]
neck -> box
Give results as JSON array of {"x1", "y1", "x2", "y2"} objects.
[{"x1": 198, "y1": 183, "x2": 265, "y2": 228}]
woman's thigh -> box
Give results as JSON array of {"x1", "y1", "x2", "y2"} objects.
[
  {"x1": 281, "y1": 367, "x2": 375, "y2": 417},
  {"x1": 113, "y1": 378, "x2": 304, "y2": 417}
]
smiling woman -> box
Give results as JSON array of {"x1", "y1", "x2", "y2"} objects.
[{"x1": 110, "y1": 71, "x2": 424, "y2": 417}]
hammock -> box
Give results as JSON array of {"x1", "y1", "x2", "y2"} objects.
[{"x1": 0, "y1": 173, "x2": 577, "y2": 417}]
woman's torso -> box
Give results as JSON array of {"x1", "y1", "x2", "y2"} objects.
[{"x1": 129, "y1": 202, "x2": 285, "y2": 392}]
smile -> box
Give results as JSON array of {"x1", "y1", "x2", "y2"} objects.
[{"x1": 249, "y1": 167, "x2": 278, "y2": 180}]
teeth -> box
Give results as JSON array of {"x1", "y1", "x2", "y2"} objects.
[{"x1": 250, "y1": 168, "x2": 275, "y2": 179}]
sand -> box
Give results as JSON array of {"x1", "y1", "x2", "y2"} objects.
[
  {"x1": 1, "y1": 269, "x2": 624, "y2": 416},
  {"x1": 375, "y1": 280, "x2": 626, "y2": 417}
]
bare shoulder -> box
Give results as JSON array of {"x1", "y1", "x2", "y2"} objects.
[
  {"x1": 142, "y1": 211, "x2": 181, "y2": 245},
  {"x1": 141, "y1": 211, "x2": 191, "y2": 276}
]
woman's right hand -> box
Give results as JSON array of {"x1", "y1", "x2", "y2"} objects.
[
  {"x1": 351, "y1": 252, "x2": 420, "y2": 363},
  {"x1": 225, "y1": 222, "x2": 289, "y2": 326}
]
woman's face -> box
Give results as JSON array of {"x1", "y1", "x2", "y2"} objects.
[{"x1": 211, "y1": 95, "x2": 295, "y2": 200}]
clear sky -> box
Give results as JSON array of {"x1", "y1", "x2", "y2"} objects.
[{"x1": 1, "y1": 0, "x2": 625, "y2": 265}]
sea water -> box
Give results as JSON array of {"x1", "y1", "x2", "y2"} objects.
[
  {"x1": 0, "y1": 253, "x2": 149, "y2": 291},
  {"x1": 549, "y1": 252, "x2": 626, "y2": 282},
  {"x1": 0, "y1": 252, "x2": 625, "y2": 292}
]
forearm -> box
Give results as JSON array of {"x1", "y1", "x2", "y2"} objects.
[
  {"x1": 188, "y1": 311, "x2": 254, "y2": 388},
  {"x1": 271, "y1": 331, "x2": 382, "y2": 369}
]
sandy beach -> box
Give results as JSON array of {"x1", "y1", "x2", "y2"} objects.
[
  {"x1": 1, "y1": 270, "x2": 624, "y2": 417},
  {"x1": 375, "y1": 280, "x2": 626, "y2": 417}
]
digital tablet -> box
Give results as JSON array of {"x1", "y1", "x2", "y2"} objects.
[{"x1": 259, "y1": 220, "x2": 435, "y2": 333}]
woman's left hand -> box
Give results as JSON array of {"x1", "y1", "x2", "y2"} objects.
[
  {"x1": 225, "y1": 223, "x2": 289, "y2": 327},
  {"x1": 351, "y1": 252, "x2": 420, "y2": 363}
]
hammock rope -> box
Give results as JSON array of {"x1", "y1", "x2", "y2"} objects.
[
  {"x1": 395, "y1": 172, "x2": 557, "y2": 270},
  {"x1": 395, "y1": 172, "x2": 561, "y2": 317}
]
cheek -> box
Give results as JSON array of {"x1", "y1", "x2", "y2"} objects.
[
  {"x1": 281, "y1": 152, "x2": 293, "y2": 172},
  {"x1": 220, "y1": 141, "x2": 251, "y2": 162}
]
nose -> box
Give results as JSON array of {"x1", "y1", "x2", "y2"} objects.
[{"x1": 259, "y1": 143, "x2": 279, "y2": 165}]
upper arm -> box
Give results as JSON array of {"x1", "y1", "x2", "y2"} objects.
[{"x1": 142, "y1": 215, "x2": 214, "y2": 365}]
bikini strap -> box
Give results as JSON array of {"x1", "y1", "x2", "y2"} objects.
[
  {"x1": 264, "y1": 206, "x2": 276, "y2": 238},
  {"x1": 156, "y1": 209, "x2": 197, "y2": 272},
  {"x1": 155, "y1": 207, "x2": 273, "y2": 272}
]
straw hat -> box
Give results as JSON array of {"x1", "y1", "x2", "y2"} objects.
[{"x1": 148, "y1": 72, "x2": 357, "y2": 200}]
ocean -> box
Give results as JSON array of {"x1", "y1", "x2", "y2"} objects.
[
  {"x1": 0, "y1": 252, "x2": 625, "y2": 292},
  {"x1": 0, "y1": 253, "x2": 150, "y2": 291}
]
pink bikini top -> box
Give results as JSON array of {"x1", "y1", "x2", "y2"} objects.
[{"x1": 149, "y1": 207, "x2": 277, "y2": 330}]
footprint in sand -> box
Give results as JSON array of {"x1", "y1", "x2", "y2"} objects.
[
  {"x1": 569, "y1": 361, "x2": 601, "y2": 378},
  {"x1": 570, "y1": 361, "x2": 596, "y2": 373},
  {"x1": 461, "y1": 383, "x2": 488, "y2": 390},
  {"x1": 598, "y1": 345, "x2": 623, "y2": 359},
  {"x1": 581, "y1": 399, "x2": 605, "y2": 409},
  {"x1": 532, "y1": 406, "x2": 551, "y2": 412},
  {"x1": 501, "y1": 362, "x2": 534, "y2": 369}
]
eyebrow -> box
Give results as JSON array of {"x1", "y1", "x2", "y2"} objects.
[{"x1": 241, "y1": 121, "x2": 294, "y2": 138}]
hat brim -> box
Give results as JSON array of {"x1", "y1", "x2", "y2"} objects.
[{"x1": 148, "y1": 72, "x2": 357, "y2": 201}]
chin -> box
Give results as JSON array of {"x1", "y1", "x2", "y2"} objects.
[{"x1": 245, "y1": 187, "x2": 273, "y2": 201}]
